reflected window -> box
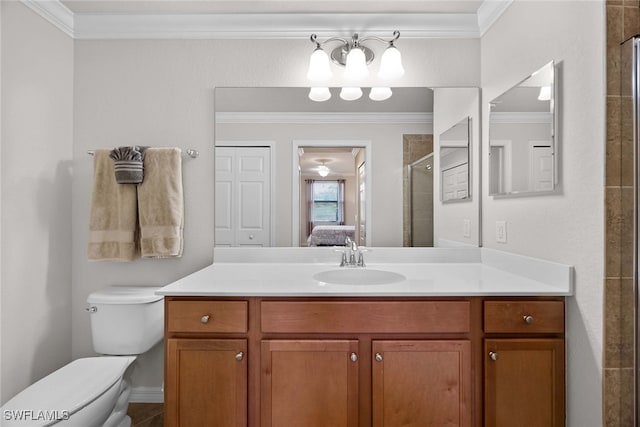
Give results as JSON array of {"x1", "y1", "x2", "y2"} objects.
[{"x1": 308, "y1": 180, "x2": 345, "y2": 224}]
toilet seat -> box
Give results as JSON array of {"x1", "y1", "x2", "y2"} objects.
[{"x1": 1, "y1": 356, "x2": 135, "y2": 426}]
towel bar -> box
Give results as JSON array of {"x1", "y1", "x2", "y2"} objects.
[{"x1": 87, "y1": 148, "x2": 199, "y2": 158}]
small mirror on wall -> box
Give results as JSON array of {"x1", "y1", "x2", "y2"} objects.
[
  {"x1": 489, "y1": 61, "x2": 556, "y2": 196},
  {"x1": 439, "y1": 116, "x2": 471, "y2": 203}
]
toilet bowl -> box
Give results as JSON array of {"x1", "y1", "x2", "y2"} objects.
[{"x1": 0, "y1": 286, "x2": 164, "y2": 427}]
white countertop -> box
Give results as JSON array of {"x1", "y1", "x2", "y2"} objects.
[{"x1": 157, "y1": 247, "x2": 573, "y2": 297}]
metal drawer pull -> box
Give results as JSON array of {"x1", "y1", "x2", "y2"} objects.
[
  {"x1": 489, "y1": 351, "x2": 499, "y2": 361},
  {"x1": 350, "y1": 352, "x2": 358, "y2": 362},
  {"x1": 235, "y1": 352, "x2": 244, "y2": 361},
  {"x1": 375, "y1": 353, "x2": 383, "y2": 362},
  {"x1": 200, "y1": 315, "x2": 211, "y2": 324},
  {"x1": 523, "y1": 315, "x2": 534, "y2": 324}
]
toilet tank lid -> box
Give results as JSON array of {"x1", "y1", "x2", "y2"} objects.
[{"x1": 87, "y1": 286, "x2": 163, "y2": 304}]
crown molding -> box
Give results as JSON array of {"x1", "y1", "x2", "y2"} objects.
[
  {"x1": 477, "y1": 0, "x2": 514, "y2": 36},
  {"x1": 21, "y1": 0, "x2": 74, "y2": 37},
  {"x1": 216, "y1": 112, "x2": 433, "y2": 125},
  {"x1": 21, "y1": 0, "x2": 513, "y2": 40},
  {"x1": 489, "y1": 112, "x2": 552, "y2": 124}
]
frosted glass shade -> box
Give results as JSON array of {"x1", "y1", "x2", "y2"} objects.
[
  {"x1": 344, "y1": 48, "x2": 369, "y2": 81},
  {"x1": 317, "y1": 165, "x2": 330, "y2": 177},
  {"x1": 538, "y1": 86, "x2": 551, "y2": 101},
  {"x1": 369, "y1": 87, "x2": 392, "y2": 101},
  {"x1": 378, "y1": 45, "x2": 405, "y2": 80},
  {"x1": 308, "y1": 87, "x2": 331, "y2": 102},
  {"x1": 340, "y1": 87, "x2": 363, "y2": 101},
  {"x1": 307, "y1": 48, "x2": 332, "y2": 82}
]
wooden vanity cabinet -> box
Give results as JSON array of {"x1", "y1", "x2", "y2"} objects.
[
  {"x1": 164, "y1": 296, "x2": 565, "y2": 427},
  {"x1": 164, "y1": 299, "x2": 249, "y2": 427},
  {"x1": 372, "y1": 340, "x2": 472, "y2": 427},
  {"x1": 261, "y1": 339, "x2": 359, "y2": 427},
  {"x1": 483, "y1": 300, "x2": 565, "y2": 427}
]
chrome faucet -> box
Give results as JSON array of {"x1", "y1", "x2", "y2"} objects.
[{"x1": 340, "y1": 237, "x2": 366, "y2": 267}]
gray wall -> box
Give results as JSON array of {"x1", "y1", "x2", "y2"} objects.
[
  {"x1": 1, "y1": 2, "x2": 74, "y2": 404},
  {"x1": 481, "y1": 1, "x2": 605, "y2": 425}
]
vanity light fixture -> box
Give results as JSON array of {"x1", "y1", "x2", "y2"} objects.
[
  {"x1": 306, "y1": 31, "x2": 404, "y2": 102},
  {"x1": 538, "y1": 85, "x2": 551, "y2": 101}
]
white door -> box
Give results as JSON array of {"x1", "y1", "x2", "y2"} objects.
[
  {"x1": 215, "y1": 146, "x2": 271, "y2": 247},
  {"x1": 529, "y1": 144, "x2": 553, "y2": 191}
]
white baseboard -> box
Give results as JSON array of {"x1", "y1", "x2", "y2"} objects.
[{"x1": 129, "y1": 387, "x2": 164, "y2": 403}]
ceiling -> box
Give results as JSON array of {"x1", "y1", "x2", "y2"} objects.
[
  {"x1": 23, "y1": 0, "x2": 512, "y2": 39},
  {"x1": 60, "y1": 1, "x2": 485, "y2": 15}
]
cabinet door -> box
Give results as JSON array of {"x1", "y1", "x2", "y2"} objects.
[
  {"x1": 484, "y1": 339, "x2": 565, "y2": 427},
  {"x1": 372, "y1": 340, "x2": 472, "y2": 427},
  {"x1": 165, "y1": 338, "x2": 247, "y2": 427},
  {"x1": 261, "y1": 339, "x2": 359, "y2": 427}
]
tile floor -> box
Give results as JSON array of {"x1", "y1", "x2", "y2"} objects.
[{"x1": 127, "y1": 403, "x2": 163, "y2": 427}]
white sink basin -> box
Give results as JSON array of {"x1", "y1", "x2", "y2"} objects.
[{"x1": 313, "y1": 269, "x2": 406, "y2": 286}]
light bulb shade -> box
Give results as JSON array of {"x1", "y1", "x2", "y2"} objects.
[
  {"x1": 538, "y1": 85, "x2": 551, "y2": 101},
  {"x1": 307, "y1": 48, "x2": 332, "y2": 82},
  {"x1": 344, "y1": 47, "x2": 369, "y2": 81},
  {"x1": 317, "y1": 165, "x2": 330, "y2": 177},
  {"x1": 308, "y1": 87, "x2": 331, "y2": 102},
  {"x1": 378, "y1": 45, "x2": 405, "y2": 80},
  {"x1": 340, "y1": 87, "x2": 363, "y2": 101},
  {"x1": 369, "y1": 87, "x2": 392, "y2": 101}
]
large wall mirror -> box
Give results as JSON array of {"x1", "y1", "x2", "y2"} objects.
[
  {"x1": 214, "y1": 87, "x2": 479, "y2": 248},
  {"x1": 488, "y1": 61, "x2": 556, "y2": 196}
]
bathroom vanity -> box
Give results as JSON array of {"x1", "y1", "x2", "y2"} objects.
[{"x1": 158, "y1": 248, "x2": 571, "y2": 427}]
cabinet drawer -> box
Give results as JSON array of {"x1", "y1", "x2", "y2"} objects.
[
  {"x1": 167, "y1": 300, "x2": 248, "y2": 333},
  {"x1": 261, "y1": 300, "x2": 470, "y2": 333},
  {"x1": 484, "y1": 301, "x2": 564, "y2": 334}
]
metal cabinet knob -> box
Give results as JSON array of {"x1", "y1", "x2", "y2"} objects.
[
  {"x1": 350, "y1": 352, "x2": 358, "y2": 362},
  {"x1": 249, "y1": 235, "x2": 254, "y2": 240},
  {"x1": 489, "y1": 351, "x2": 499, "y2": 361},
  {"x1": 85, "y1": 306, "x2": 97, "y2": 313},
  {"x1": 235, "y1": 352, "x2": 244, "y2": 361},
  {"x1": 523, "y1": 315, "x2": 534, "y2": 324},
  {"x1": 200, "y1": 315, "x2": 211, "y2": 324},
  {"x1": 375, "y1": 353, "x2": 383, "y2": 362}
]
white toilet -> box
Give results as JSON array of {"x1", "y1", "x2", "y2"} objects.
[{"x1": 0, "y1": 286, "x2": 164, "y2": 427}]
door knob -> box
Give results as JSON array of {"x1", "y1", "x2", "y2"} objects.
[
  {"x1": 350, "y1": 352, "x2": 358, "y2": 362},
  {"x1": 489, "y1": 351, "x2": 499, "y2": 361},
  {"x1": 375, "y1": 353, "x2": 383, "y2": 362}
]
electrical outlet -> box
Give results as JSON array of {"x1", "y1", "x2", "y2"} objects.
[
  {"x1": 496, "y1": 221, "x2": 507, "y2": 243},
  {"x1": 463, "y1": 219, "x2": 471, "y2": 238}
]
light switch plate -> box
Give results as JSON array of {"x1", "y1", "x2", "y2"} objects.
[
  {"x1": 463, "y1": 219, "x2": 471, "y2": 238},
  {"x1": 496, "y1": 221, "x2": 507, "y2": 243}
]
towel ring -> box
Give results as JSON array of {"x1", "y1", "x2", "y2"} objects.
[{"x1": 87, "y1": 148, "x2": 199, "y2": 158}]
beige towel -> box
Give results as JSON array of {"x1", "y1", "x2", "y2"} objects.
[
  {"x1": 138, "y1": 148, "x2": 184, "y2": 258},
  {"x1": 88, "y1": 150, "x2": 139, "y2": 261}
]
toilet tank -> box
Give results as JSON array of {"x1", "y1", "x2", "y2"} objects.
[{"x1": 87, "y1": 286, "x2": 164, "y2": 355}]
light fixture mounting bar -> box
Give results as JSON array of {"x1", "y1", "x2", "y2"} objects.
[{"x1": 309, "y1": 31, "x2": 401, "y2": 67}]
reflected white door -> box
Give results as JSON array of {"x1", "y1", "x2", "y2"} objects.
[
  {"x1": 441, "y1": 162, "x2": 468, "y2": 201},
  {"x1": 358, "y1": 162, "x2": 366, "y2": 246},
  {"x1": 530, "y1": 144, "x2": 553, "y2": 191},
  {"x1": 215, "y1": 146, "x2": 271, "y2": 247}
]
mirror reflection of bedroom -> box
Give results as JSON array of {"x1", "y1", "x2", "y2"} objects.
[{"x1": 299, "y1": 146, "x2": 366, "y2": 247}]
